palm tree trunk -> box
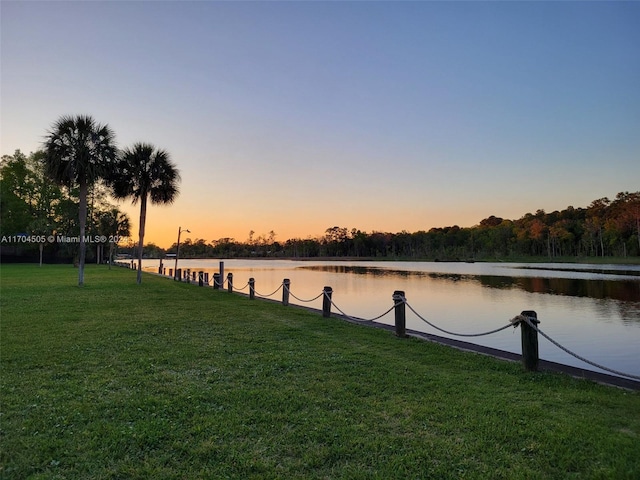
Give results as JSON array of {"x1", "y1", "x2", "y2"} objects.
[
  {"x1": 78, "y1": 178, "x2": 88, "y2": 286},
  {"x1": 136, "y1": 195, "x2": 147, "y2": 284}
]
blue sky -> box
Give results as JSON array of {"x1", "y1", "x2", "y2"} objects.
[{"x1": 2, "y1": 1, "x2": 639, "y2": 247}]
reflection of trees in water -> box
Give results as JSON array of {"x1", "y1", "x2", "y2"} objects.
[
  {"x1": 474, "y1": 275, "x2": 640, "y2": 303},
  {"x1": 513, "y1": 266, "x2": 640, "y2": 277},
  {"x1": 299, "y1": 265, "x2": 640, "y2": 302},
  {"x1": 473, "y1": 277, "x2": 640, "y2": 325},
  {"x1": 300, "y1": 265, "x2": 425, "y2": 277},
  {"x1": 612, "y1": 301, "x2": 640, "y2": 326}
]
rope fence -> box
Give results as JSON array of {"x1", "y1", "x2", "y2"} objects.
[
  {"x1": 289, "y1": 291, "x2": 325, "y2": 303},
  {"x1": 253, "y1": 283, "x2": 284, "y2": 298},
  {"x1": 516, "y1": 315, "x2": 640, "y2": 381},
  {"x1": 402, "y1": 295, "x2": 514, "y2": 338},
  {"x1": 328, "y1": 295, "x2": 395, "y2": 323},
  {"x1": 144, "y1": 262, "x2": 640, "y2": 382}
]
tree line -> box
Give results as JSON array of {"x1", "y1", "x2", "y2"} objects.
[
  {"x1": 1, "y1": 149, "x2": 130, "y2": 265},
  {"x1": 0, "y1": 115, "x2": 181, "y2": 285},
  {"x1": 156, "y1": 192, "x2": 639, "y2": 261}
]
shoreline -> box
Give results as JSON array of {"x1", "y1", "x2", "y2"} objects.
[
  {"x1": 132, "y1": 255, "x2": 640, "y2": 266},
  {"x1": 245, "y1": 289, "x2": 640, "y2": 391}
]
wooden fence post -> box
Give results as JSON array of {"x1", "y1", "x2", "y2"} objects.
[
  {"x1": 394, "y1": 290, "x2": 406, "y2": 338},
  {"x1": 158, "y1": 259, "x2": 163, "y2": 274},
  {"x1": 282, "y1": 279, "x2": 290, "y2": 306},
  {"x1": 520, "y1": 310, "x2": 539, "y2": 371},
  {"x1": 249, "y1": 278, "x2": 255, "y2": 300},
  {"x1": 322, "y1": 286, "x2": 333, "y2": 318},
  {"x1": 175, "y1": 268, "x2": 182, "y2": 282},
  {"x1": 203, "y1": 272, "x2": 209, "y2": 285},
  {"x1": 227, "y1": 273, "x2": 233, "y2": 293},
  {"x1": 169, "y1": 268, "x2": 173, "y2": 278},
  {"x1": 213, "y1": 273, "x2": 220, "y2": 290},
  {"x1": 198, "y1": 271, "x2": 204, "y2": 286}
]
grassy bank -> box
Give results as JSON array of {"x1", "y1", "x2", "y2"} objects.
[{"x1": 1, "y1": 264, "x2": 639, "y2": 479}]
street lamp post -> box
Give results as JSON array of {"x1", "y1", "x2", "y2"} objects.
[{"x1": 174, "y1": 226, "x2": 190, "y2": 280}]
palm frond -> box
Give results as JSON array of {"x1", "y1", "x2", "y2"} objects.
[
  {"x1": 109, "y1": 143, "x2": 181, "y2": 206},
  {"x1": 43, "y1": 114, "x2": 117, "y2": 187}
]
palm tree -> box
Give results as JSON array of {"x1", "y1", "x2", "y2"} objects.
[
  {"x1": 109, "y1": 143, "x2": 180, "y2": 284},
  {"x1": 43, "y1": 115, "x2": 117, "y2": 286}
]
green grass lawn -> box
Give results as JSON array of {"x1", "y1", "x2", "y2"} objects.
[{"x1": 1, "y1": 264, "x2": 639, "y2": 479}]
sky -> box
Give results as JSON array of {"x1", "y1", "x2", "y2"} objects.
[{"x1": 2, "y1": 1, "x2": 639, "y2": 248}]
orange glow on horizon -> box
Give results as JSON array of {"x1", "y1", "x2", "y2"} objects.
[{"x1": 116, "y1": 201, "x2": 490, "y2": 250}]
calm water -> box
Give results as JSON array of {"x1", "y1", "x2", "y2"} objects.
[{"x1": 141, "y1": 259, "x2": 640, "y2": 379}]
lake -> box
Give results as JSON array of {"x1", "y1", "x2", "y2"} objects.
[{"x1": 140, "y1": 259, "x2": 640, "y2": 380}]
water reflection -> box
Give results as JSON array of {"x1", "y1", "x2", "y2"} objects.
[
  {"x1": 299, "y1": 265, "x2": 640, "y2": 303},
  {"x1": 512, "y1": 265, "x2": 640, "y2": 277}
]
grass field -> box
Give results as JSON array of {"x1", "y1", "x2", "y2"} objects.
[{"x1": 1, "y1": 264, "x2": 639, "y2": 479}]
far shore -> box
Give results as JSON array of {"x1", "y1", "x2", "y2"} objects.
[{"x1": 136, "y1": 255, "x2": 640, "y2": 266}]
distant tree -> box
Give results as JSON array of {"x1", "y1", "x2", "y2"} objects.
[
  {"x1": 142, "y1": 242, "x2": 166, "y2": 259},
  {"x1": 0, "y1": 150, "x2": 36, "y2": 235},
  {"x1": 479, "y1": 215, "x2": 504, "y2": 228},
  {"x1": 109, "y1": 143, "x2": 180, "y2": 284},
  {"x1": 609, "y1": 192, "x2": 640, "y2": 256},
  {"x1": 97, "y1": 208, "x2": 131, "y2": 268},
  {"x1": 323, "y1": 226, "x2": 349, "y2": 256},
  {"x1": 586, "y1": 198, "x2": 610, "y2": 257},
  {"x1": 28, "y1": 217, "x2": 50, "y2": 267},
  {"x1": 43, "y1": 115, "x2": 117, "y2": 285}
]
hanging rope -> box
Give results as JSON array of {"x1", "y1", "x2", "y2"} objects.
[
  {"x1": 401, "y1": 296, "x2": 514, "y2": 337},
  {"x1": 253, "y1": 283, "x2": 284, "y2": 298},
  {"x1": 229, "y1": 281, "x2": 249, "y2": 291},
  {"x1": 289, "y1": 291, "x2": 324, "y2": 303},
  {"x1": 325, "y1": 292, "x2": 396, "y2": 323},
  {"x1": 515, "y1": 315, "x2": 640, "y2": 381}
]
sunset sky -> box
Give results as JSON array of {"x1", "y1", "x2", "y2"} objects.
[{"x1": 2, "y1": 1, "x2": 639, "y2": 248}]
